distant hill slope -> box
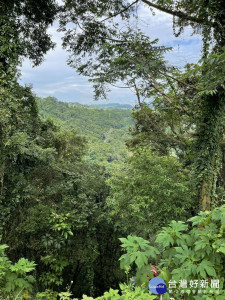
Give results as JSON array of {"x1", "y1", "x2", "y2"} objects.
[
  {"x1": 36, "y1": 97, "x2": 133, "y2": 166},
  {"x1": 90, "y1": 103, "x2": 133, "y2": 109}
]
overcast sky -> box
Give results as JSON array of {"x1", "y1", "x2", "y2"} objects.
[{"x1": 20, "y1": 3, "x2": 202, "y2": 105}]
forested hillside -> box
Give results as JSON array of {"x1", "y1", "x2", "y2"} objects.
[
  {"x1": 90, "y1": 103, "x2": 133, "y2": 109},
  {"x1": 37, "y1": 97, "x2": 133, "y2": 166}
]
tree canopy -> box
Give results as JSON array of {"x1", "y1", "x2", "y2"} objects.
[
  {"x1": 58, "y1": 0, "x2": 225, "y2": 211},
  {"x1": 0, "y1": 0, "x2": 57, "y2": 72},
  {"x1": 1, "y1": 0, "x2": 225, "y2": 298}
]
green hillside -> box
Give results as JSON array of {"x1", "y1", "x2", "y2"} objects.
[
  {"x1": 90, "y1": 103, "x2": 133, "y2": 109},
  {"x1": 36, "y1": 97, "x2": 133, "y2": 166}
]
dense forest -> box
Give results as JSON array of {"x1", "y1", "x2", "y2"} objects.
[
  {"x1": 0, "y1": 0, "x2": 225, "y2": 300},
  {"x1": 36, "y1": 97, "x2": 133, "y2": 166}
]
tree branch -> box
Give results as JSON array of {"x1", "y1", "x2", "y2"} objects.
[
  {"x1": 148, "y1": 71, "x2": 189, "y2": 114},
  {"x1": 158, "y1": 70, "x2": 199, "y2": 90},
  {"x1": 133, "y1": 81, "x2": 143, "y2": 107},
  {"x1": 109, "y1": 82, "x2": 134, "y2": 89},
  {"x1": 101, "y1": 0, "x2": 139, "y2": 23},
  {"x1": 141, "y1": 0, "x2": 215, "y2": 27}
]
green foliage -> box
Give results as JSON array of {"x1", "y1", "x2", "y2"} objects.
[
  {"x1": 119, "y1": 236, "x2": 159, "y2": 287},
  {"x1": 95, "y1": 284, "x2": 157, "y2": 300},
  {"x1": 0, "y1": 76, "x2": 127, "y2": 297},
  {"x1": 36, "y1": 289, "x2": 58, "y2": 300},
  {"x1": 59, "y1": 0, "x2": 225, "y2": 60},
  {"x1": 119, "y1": 236, "x2": 159, "y2": 270},
  {"x1": 59, "y1": 0, "x2": 225, "y2": 211},
  {"x1": 39, "y1": 255, "x2": 69, "y2": 288},
  {"x1": 58, "y1": 291, "x2": 74, "y2": 300},
  {"x1": 118, "y1": 205, "x2": 225, "y2": 299},
  {"x1": 0, "y1": 0, "x2": 57, "y2": 70},
  {"x1": 107, "y1": 147, "x2": 196, "y2": 236},
  {"x1": 49, "y1": 212, "x2": 73, "y2": 239},
  {"x1": 36, "y1": 97, "x2": 133, "y2": 167},
  {"x1": 36, "y1": 285, "x2": 157, "y2": 300},
  {"x1": 68, "y1": 28, "x2": 171, "y2": 102},
  {"x1": 195, "y1": 49, "x2": 225, "y2": 95},
  {"x1": 1, "y1": 1, "x2": 225, "y2": 299},
  {"x1": 0, "y1": 244, "x2": 35, "y2": 299}
]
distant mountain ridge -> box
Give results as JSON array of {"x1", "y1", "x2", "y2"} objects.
[
  {"x1": 90, "y1": 103, "x2": 133, "y2": 109},
  {"x1": 66, "y1": 101, "x2": 133, "y2": 109}
]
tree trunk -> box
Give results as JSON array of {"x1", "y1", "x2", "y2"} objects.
[
  {"x1": 196, "y1": 90, "x2": 225, "y2": 211},
  {"x1": 0, "y1": 161, "x2": 5, "y2": 196},
  {"x1": 200, "y1": 181, "x2": 211, "y2": 211}
]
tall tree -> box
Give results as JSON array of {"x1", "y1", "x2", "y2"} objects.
[
  {"x1": 0, "y1": 0, "x2": 58, "y2": 72},
  {"x1": 59, "y1": 0, "x2": 225, "y2": 210}
]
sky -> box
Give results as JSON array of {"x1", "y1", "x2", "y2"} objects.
[{"x1": 20, "y1": 3, "x2": 202, "y2": 106}]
